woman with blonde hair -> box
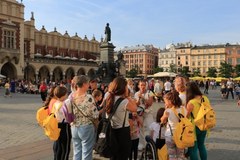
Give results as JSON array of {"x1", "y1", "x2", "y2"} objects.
[
  {"x1": 70, "y1": 75, "x2": 99, "y2": 160},
  {"x1": 174, "y1": 76, "x2": 187, "y2": 106}
]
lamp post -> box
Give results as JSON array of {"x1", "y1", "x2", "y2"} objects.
[{"x1": 25, "y1": 58, "x2": 29, "y2": 82}]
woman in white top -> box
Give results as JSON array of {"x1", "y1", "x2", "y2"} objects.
[
  {"x1": 161, "y1": 91, "x2": 187, "y2": 160},
  {"x1": 105, "y1": 77, "x2": 137, "y2": 160}
]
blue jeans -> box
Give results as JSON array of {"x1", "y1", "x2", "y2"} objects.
[{"x1": 71, "y1": 124, "x2": 95, "y2": 160}]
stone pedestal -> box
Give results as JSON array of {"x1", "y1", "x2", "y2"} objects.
[
  {"x1": 99, "y1": 42, "x2": 116, "y2": 84},
  {"x1": 100, "y1": 42, "x2": 115, "y2": 63}
]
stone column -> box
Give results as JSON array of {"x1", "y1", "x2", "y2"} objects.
[{"x1": 35, "y1": 71, "x2": 38, "y2": 83}]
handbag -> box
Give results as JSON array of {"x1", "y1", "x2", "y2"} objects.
[
  {"x1": 157, "y1": 123, "x2": 168, "y2": 160},
  {"x1": 158, "y1": 144, "x2": 168, "y2": 160},
  {"x1": 72, "y1": 101, "x2": 99, "y2": 129}
]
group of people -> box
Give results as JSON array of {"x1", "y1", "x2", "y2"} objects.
[{"x1": 40, "y1": 74, "x2": 212, "y2": 160}]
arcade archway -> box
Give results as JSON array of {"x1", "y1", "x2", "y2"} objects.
[
  {"x1": 77, "y1": 68, "x2": 86, "y2": 75},
  {"x1": 1, "y1": 62, "x2": 17, "y2": 79},
  {"x1": 52, "y1": 67, "x2": 63, "y2": 82},
  {"x1": 24, "y1": 65, "x2": 35, "y2": 82},
  {"x1": 87, "y1": 68, "x2": 96, "y2": 78},
  {"x1": 65, "y1": 67, "x2": 75, "y2": 81},
  {"x1": 39, "y1": 66, "x2": 50, "y2": 82}
]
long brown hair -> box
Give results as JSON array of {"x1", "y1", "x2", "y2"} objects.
[
  {"x1": 105, "y1": 77, "x2": 127, "y2": 114},
  {"x1": 186, "y1": 82, "x2": 202, "y2": 104},
  {"x1": 44, "y1": 86, "x2": 56, "y2": 107}
]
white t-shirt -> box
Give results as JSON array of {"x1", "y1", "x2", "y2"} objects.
[
  {"x1": 53, "y1": 101, "x2": 65, "y2": 122},
  {"x1": 179, "y1": 92, "x2": 186, "y2": 106},
  {"x1": 149, "y1": 122, "x2": 165, "y2": 142},
  {"x1": 110, "y1": 96, "x2": 129, "y2": 129},
  {"x1": 134, "y1": 90, "x2": 153, "y2": 109},
  {"x1": 165, "y1": 106, "x2": 187, "y2": 137},
  {"x1": 164, "y1": 81, "x2": 171, "y2": 91}
]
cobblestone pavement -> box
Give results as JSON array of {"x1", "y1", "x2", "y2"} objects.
[{"x1": 0, "y1": 87, "x2": 239, "y2": 159}]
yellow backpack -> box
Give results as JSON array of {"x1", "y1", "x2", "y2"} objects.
[
  {"x1": 36, "y1": 106, "x2": 49, "y2": 127},
  {"x1": 194, "y1": 97, "x2": 216, "y2": 131},
  {"x1": 42, "y1": 102, "x2": 62, "y2": 141},
  {"x1": 171, "y1": 107, "x2": 195, "y2": 149}
]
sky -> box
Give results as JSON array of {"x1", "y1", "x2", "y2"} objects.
[{"x1": 22, "y1": 0, "x2": 240, "y2": 50}]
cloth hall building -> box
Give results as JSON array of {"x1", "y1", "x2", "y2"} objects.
[{"x1": 0, "y1": 0, "x2": 100, "y2": 83}]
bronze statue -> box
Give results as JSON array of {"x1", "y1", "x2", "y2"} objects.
[{"x1": 104, "y1": 23, "x2": 111, "y2": 42}]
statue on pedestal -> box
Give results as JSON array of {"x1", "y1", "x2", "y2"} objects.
[{"x1": 104, "y1": 23, "x2": 111, "y2": 42}]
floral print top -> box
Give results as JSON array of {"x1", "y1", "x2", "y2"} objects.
[{"x1": 72, "y1": 94, "x2": 99, "y2": 127}]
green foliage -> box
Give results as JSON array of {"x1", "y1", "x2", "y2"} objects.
[
  {"x1": 218, "y1": 62, "x2": 233, "y2": 78},
  {"x1": 126, "y1": 68, "x2": 138, "y2": 78},
  {"x1": 180, "y1": 66, "x2": 190, "y2": 77},
  {"x1": 169, "y1": 64, "x2": 177, "y2": 73},
  {"x1": 234, "y1": 64, "x2": 240, "y2": 77},
  {"x1": 206, "y1": 67, "x2": 217, "y2": 77},
  {"x1": 193, "y1": 68, "x2": 201, "y2": 77},
  {"x1": 153, "y1": 66, "x2": 163, "y2": 73}
]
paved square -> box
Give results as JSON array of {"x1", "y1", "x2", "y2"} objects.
[{"x1": 0, "y1": 88, "x2": 239, "y2": 160}]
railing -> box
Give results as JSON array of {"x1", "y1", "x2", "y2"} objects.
[{"x1": 29, "y1": 57, "x2": 98, "y2": 67}]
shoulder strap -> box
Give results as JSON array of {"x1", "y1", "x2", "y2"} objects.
[{"x1": 108, "y1": 97, "x2": 125, "y2": 120}]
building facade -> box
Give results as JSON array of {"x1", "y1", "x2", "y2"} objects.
[
  {"x1": 0, "y1": 0, "x2": 100, "y2": 83},
  {"x1": 121, "y1": 44, "x2": 158, "y2": 77},
  {"x1": 175, "y1": 42, "x2": 192, "y2": 73},
  {"x1": 225, "y1": 43, "x2": 240, "y2": 66},
  {"x1": 158, "y1": 44, "x2": 176, "y2": 71},
  {"x1": 190, "y1": 45, "x2": 226, "y2": 75}
]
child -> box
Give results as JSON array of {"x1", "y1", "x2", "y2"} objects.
[
  {"x1": 4, "y1": 80, "x2": 11, "y2": 97},
  {"x1": 92, "y1": 89, "x2": 103, "y2": 111},
  {"x1": 161, "y1": 91, "x2": 187, "y2": 160},
  {"x1": 52, "y1": 86, "x2": 71, "y2": 160},
  {"x1": 129, "y1": 112, "x2": 142, "y2": 160},
  {"x1": 235, "y1": 83, "x2": 240, "y2": 100},
  {"x1": 149, "y1": 107, "x2": 165, "y2": 149}
]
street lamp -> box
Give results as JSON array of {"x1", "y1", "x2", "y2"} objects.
[{"x1": 25, "y1": 58, "x2": 29, "y2": 82}]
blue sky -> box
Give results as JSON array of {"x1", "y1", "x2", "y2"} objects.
[{"x1": 23, "y1": 0, "x2": 240, "y2": 49}]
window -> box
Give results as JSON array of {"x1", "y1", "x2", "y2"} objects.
[
  {"x1": 228, "y1": 58, "x2": 232, "y2": 64},
  {"x1": 166, "y1": 61, "x2": 168, "y2": 64},
  {"x1": 203, "y1": 61, "x2": 206, "y2": 65},
  {"x1": 192, "y1": 56, "x2": 195, "y2": 60},
  {"x1": 214, "y1": 60, "x2": 218, "y2": 65},
  {"x1": 228, "y1": 50, "x2": 232, "y2": 54},
  {"x1": 198, "y1": 61, "x2": 201, "y2": 65},
  {"x1": 237, "y1": 58, "x2": 240, "y2": 64},
  {"x1": 208, "y1": 55, "x2": 211, "y2": 58},
  {"x1": 208, "y1": 61, "x2": 212, "y2": 65},
  {"x1": 3, "y1": 30, "x2": 16, "y2": 49},
  {"x1": 203, "y1": 55, "x2": 206, "y2": 59},
  {"x1": 237, "y1": 50, "x2": 240, "y2": 54},
  {"x1": 186, "y1": 61, "x2": 188, "y2": 65},
  {"x1": 192, "y1": 62, "x2": 195, "y2": 66},
  {"x1": 186, "y1": 56, "x2": 188, "y2": 59}
]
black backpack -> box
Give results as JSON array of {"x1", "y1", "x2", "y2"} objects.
[{"x1": 94, "y1": 98, "x2": 124, "y2": 158}]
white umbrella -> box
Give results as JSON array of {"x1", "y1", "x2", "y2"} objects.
[
  {"x1": 44, "y1": 54, "x2": 53, "y2": 58},
  {"x1": 0, "y1": 74, "x2": 6, "y2": 79},
  {"x1": 152, "y1": 72, "x2": 177, "y2": 77},
  {"x1": 34, "y1": 53, "x2": 42, "y2": 57}
]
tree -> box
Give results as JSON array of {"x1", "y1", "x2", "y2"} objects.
[
  {"x1": 126, "y1": 68, "x2": 138, "y2": 78},
  {"x1": 193, "y1": 68, "x2": 201, "y2": 77},
  {"x1": 169, "y1": 64, "x2": 177, "y2": 73},
  {"x1": 207, "y1": 67, "x2": 217, "y2": 77},
  {"x1": 153, "y1": 66, "x2": 163, "y2": 73},
  {"x1": 218, "y1": 62, "x2": 233, "y2": 78},
  {"x1": 234, "y1": 64, "x2": 240, "y2": 77},
  {"x1": 180, "y1": 66, "x2": 190, "y2": 77}
]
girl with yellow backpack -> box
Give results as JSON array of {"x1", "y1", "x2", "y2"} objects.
[
  {"x1": 186, "y1": 82, "x2": 211, "y2": 160},
  {"x1": 161, "y1": 91, "x2": 190, "y2": 160}
]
